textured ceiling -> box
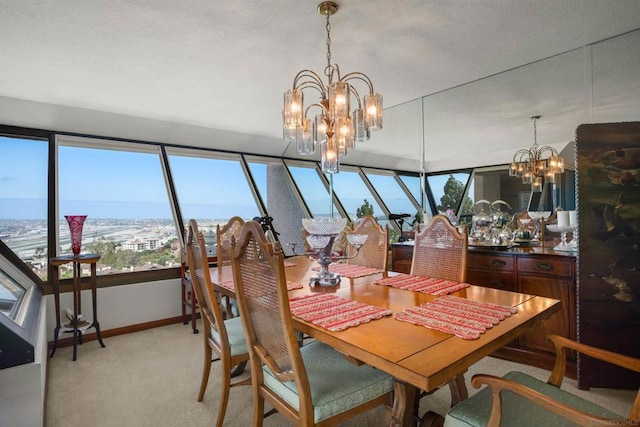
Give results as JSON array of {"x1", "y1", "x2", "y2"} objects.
[{"x1": 1, "y1": 1, "x2": 639, "y2": 169}]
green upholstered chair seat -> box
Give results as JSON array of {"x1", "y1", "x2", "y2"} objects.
[
  {"x1": 263, "y1": 340, "x2": 393, "y2": 423},
  {"x1": 444, "y1": 371, "x2": 624, "y2": 427},
  {"x1": 211, "y1": 316, "x2": 248, "y2": 357}
]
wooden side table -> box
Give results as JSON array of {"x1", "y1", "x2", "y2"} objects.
[{"x1": 49, "y1": 253, "x2": 105, "y2": 361}]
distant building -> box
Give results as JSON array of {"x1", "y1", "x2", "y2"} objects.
[{"x1": 120, "y1": 238, "x2": 161, "y2": 252}]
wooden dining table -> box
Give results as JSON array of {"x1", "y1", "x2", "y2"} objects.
[{"x1": 212, "y1": 255, "x2": 561, "y2": 427}]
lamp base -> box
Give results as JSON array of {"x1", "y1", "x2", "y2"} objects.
[{"x1": 309, "y1": 271, "x2": 341, "y2": 287}]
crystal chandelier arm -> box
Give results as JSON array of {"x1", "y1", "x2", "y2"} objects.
[
  {"x1": 536, "y1": 146, "x2": 559, "y2": 157},
  {"x1": 512, "y1": 148, "x2": 534, "y2": 163},
  {"x1": 297, "y1": 80, "x2": 327, "y2": 97},
  {"x1": 293, "y1": 69, "x2": 327, "y2": 93},
  {"x1": 304, "y1": 102, "x2": 329, "y2": 117},
  {"x1": 348, "y1": 84, "x2": 363, "y2": 108},
  {"x1": 341, "y1": 71, "x2": 375, "y2": 94}
]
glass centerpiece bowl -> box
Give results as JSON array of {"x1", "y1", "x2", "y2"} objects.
[
  {"x1": 527, "y1": 211, "x2": 551, "y2": 241},
  {"x1": 302, "y1": 217, "x2": 367, "y2": 287},
  {"x1": 546, "y1": 224, "x2": 578, "y2": 252}
]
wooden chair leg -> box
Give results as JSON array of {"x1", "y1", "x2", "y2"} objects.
[
  {"x1": 253, "y1": 395, "x2": 265, "y2": 427},
  {"x1": 198, "y1": 345, "x2": 212, "y2": 402},
  {"x1": 216, "y1": 357, "x2": 232, "y2": 427}
]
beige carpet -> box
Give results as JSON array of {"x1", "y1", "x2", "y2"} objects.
[{"x1": 46, "y1": 322, "x2": 635, "y2": 427}]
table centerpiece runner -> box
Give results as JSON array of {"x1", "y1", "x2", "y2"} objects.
[
  {"x1": 394, "y1": 295, "x2": 518, "y2": 339},
  {"x1": 311, "y1": 262, "x2": 385, "y2": 278},
  {"x1": 374, "y1": 273, "x2": 470, "y2": 296},
  {"x1": 289, "y1": 293, "x2": 392, "y2": 332}
]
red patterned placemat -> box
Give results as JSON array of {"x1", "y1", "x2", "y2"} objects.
[
  {"x1": 374, "y1": 274, "x2": 470, "y2": 296},
  {"x1": 290, "y1": 293, "x2": 392, "y2": 332},
  {"x1": 219, "y1": 280, "x2": 303, "y2": 292},
  {"x1": 312, "y1": 263, "x2": 384, "y2": 278},
  {"x1": 394, "y1": 295, "x2": 518, "y2": 339}
]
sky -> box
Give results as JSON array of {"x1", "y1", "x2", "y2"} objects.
[{"x1": 1, "y1": 136, "x2": 426, "y2": 220}]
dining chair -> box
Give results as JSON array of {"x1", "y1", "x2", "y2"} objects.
[
  {"x1": 444, "y1": 334, "x2": 640, "y2": 426},
  {"x1": 216, "y1": 216, "x2": 245, "y2": 278},
  {"x1": 409, "y1": 214, "x2": 469, "y2": 422},
  {"x1": 230, "y1": 220, "x2": 394, "y2": 426},
  {"x1": 410, "y1": 214, "x2": 468, "y2": 282},
  {"x1": 185, "y1": 219, "x2": 251, "y2": 427},
  {"x1": 216, "y1": 216, "x2": 245, "y2": 318},
  {"x1": 346, "y1": 215, "x2": 389, "y2": 270}
]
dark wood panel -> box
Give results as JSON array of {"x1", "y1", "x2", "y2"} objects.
[
  {"x1": 468, "y1": 253, "x2": 515, "y2": 272},
  {"x1": 517, "y1": 256, "x2": 573, "y2": 278},
  {"x1": 517, "y1": 275, "x2": 575, "y2": 356},
  {"x1": 466, "y1": 270, "x2": 516, "y2": 291},
  {"x1": 576, "y1": 122, "x2": 640, "y2": 390}
]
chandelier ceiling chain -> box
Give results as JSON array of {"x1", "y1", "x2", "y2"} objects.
[
  {"x1": 325, "y1": 12, "x2": 332, "y2": 71},
  {"x1": 283, "y1": 1, "x2": 383, "y2": 174},
  {"x1": 509, "y1": 115, "x2": 565, "y2": 192}
]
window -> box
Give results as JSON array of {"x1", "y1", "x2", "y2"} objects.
[
  {"x1": 246, "y1": 156, "x2": 306, "y2": 255},
  {"x1": 364, "y1": 169, "x2": 419, "y2": 219},
  {"x1": 331, "y1": 167, "x2": 385, "y2": 222},
  {"x1": 0, "y1": 247, "x2": 37, "y2": 326},
  {"x1": 399, "y1": 174, "x2": 423, "y2": 205},
  {"x1": 0, "y1": 135, "x2": 48, "y2": 279},
  {"x1": 57, "y1": 136, "x2": 179, "y2": 274},
  {"x1": 286, "y1": 162, "x2": 338, "y2": 218},
  {"x1": 168, "y1": 149, "x2": 261, "y2": 256},
  {"x1": 426, "y1": 172, "x2": 472, "y2": 215},
  {"x1": 0, "y1": 267, "x2": 27, "y2": 319}
]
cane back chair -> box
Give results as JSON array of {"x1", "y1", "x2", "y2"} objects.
[
  {"x1": 409, "y1": 214, "x2": 469, "y2": 421},
  {"x1": 346, "y1": 215, "x2": 389, "y2": 270},
  {"x1": 185, "y1": 219, "x2": 250, "y2": 427},
  {"x1": 231, "y1": 221, "x2": 394, "y2": 426},
  {"x1": 216, "y1": 216, "x2": 245, "y2": 279},
  {"x1": 445, "y1": 334, "x2": 640, "y2": 426},
  {"x1": 216, "y1": 216, "x2": 245, "y2": 317},
  {"x1": 410, "y1": 214, "x2": 468, "y2": 282}
]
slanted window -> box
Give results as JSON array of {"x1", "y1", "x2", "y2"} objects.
[
  {"x1": 167, "y1": 148, "x2": 261, "y2": 256},
  {"x1": 57, "y1": 136, "x2": 179, "y2": 274},
  {"x1": 0, "y1": 135, "x2": 48, "y2": 279}
]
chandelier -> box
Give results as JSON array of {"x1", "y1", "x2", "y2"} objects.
[
  {"x1": 509, "y1": 116, "x2": 564, "y2": 192},
  {"x1": 282, "y1": 1, "x2": 383, "y2": 174}
]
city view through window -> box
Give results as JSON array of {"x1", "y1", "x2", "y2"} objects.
[{"x1": 2, "y1": 132, "x2": 468, "y2": 283}]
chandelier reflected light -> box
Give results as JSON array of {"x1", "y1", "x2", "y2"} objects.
[
  {"x1": 509, "y1": 116, "x2": 564, "y2": 192},
  {"x1": 283, "y1": 1, "x2": 383, "y2": 174}
]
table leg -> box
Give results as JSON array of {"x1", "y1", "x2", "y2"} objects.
[
  {"x1": 72, "y1": 261, "x2": 80, "y2": 361},
  {"x1": 388, "y1": 380, "x2": 418, "y2": 427},
  {"x1": 448, "y1": 374, "x2": 468, "y2": 406},
  {"x1": 91, "y1": 262, "x2": 106, "y2": 348}
]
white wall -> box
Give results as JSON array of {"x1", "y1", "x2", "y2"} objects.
[
  {"x1": 0, "y1": 299, "x2": 47, "y2": 427},
  {"x1": 44, "y1": 278, "x2": 183, "y2": 343}
]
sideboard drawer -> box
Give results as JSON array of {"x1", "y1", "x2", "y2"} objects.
[
  {"x1": 468, "y1": 253, "x2": 515, "y2": 272},
  {"x1": 467, "y1": 270, "x2": 516, "y2": 291},
  {"x1": 392, "y1": 245, "x2": 414, "y2": 261},
  {"x1": 517, "y1": 256, "x2": 573, "y2": 278}
]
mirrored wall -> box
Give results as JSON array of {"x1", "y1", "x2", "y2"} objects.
[{"x1": 381, "y1": 29, "x2": 639, "y2": 216}]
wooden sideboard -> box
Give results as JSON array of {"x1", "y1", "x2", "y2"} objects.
[{"x1": 390, "y1": 242, "x2": 577, "y2": 377}]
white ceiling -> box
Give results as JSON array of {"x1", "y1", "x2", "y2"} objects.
[{"x1": 1, "y1": 1, "x2": 639, "y2": 170}]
